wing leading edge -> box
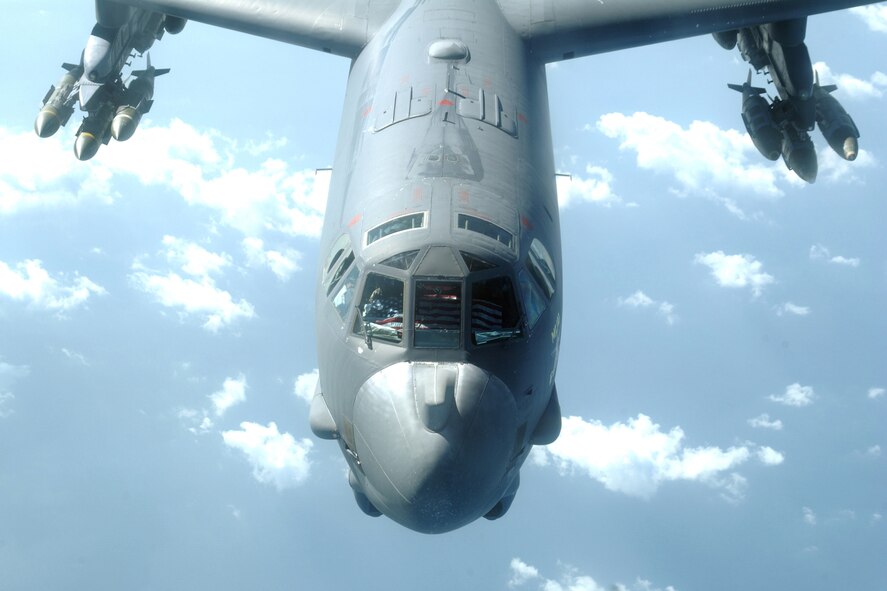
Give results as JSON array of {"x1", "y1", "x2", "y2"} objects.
[{"x1": 497, "y1": 0, "x2": 883, "y2": 63}]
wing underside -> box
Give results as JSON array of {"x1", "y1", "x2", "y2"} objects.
[{"x1": 497, "y1": 0, "x2": 881, "y2": 63}]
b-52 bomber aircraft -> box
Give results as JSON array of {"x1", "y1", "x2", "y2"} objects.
[{"x1": 36, "y1": 0, "x2": 880, "y2": 533}]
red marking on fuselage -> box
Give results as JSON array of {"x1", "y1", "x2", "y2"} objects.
[
  {"x1": 439, "y1": 99, "x2": 455, "y2": 107},
  {"x1": 521, "y1": 215, "x2": 534, "y2": 230},
  {"x1": 518, "y1": 113, "x2": 528, "y2": 124},
  {"x1": 348, "y1": 213, "x2": 362, "y2": 228},
  {"x1": 361, "y1": 105, "x2": 373, "y2": 118}
]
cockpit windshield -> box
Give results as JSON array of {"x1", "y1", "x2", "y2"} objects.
[
  {"x1": 353, "y1": 273, "x2": 405, "y2": 343},
  {"x1": 471, "y1": 276, "x2": 522, "y2": 345},
  {"x1": 414, "y1": 281, "x2": 461, "y2": 348}
]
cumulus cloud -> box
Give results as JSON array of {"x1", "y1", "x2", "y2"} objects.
[
  {"x1": 0, "y1": 127, "x2": 115, "y2": 215},
  {"x1": 130, "y1": 266, "x2": 255, "y2": 332},
  {"x1": 508, "y1": 559, "x2": 676, "y2": 591},
  {"x1": 222, "y1": 421, "x2": 313, "y2": 490},
  {"x1": 803, "y1": 506, "x2": 817, "y2": 526},
  {"x1": 851, "y1": 5, "x2": 887, "y2": 34},
  {"x1": 177, "y1": 407, "x2": 214, "y2": 435},
  {"x1": 533, "y1": 414, "x2": 755, "y2": 500},
  {"x1": 508, "y1": 558, "x2": 540, "y2": 587},
  {"x1": 0, "y1": 258, "x2": 106, "y2": 312},
  {"x1": 869, "y1": 387, "x2": 885, "y2": 400},
  {"x1": 777, "y1": 302, "x2": 811, "y2": 317},
  {"x1": 242, "y1": 237, "x2": 302, "y2": 281},
  {"x1": 595, "y1": 111, "x2": 784, "y2": 199},
  {"x1": 694, "y1": 251, "x2": 774, "y2": 297},
  {"x1": 162, "y1": 235, "x2": 232, "y2": 280},
  {"x1": 130, "y1": 236, "x2": 255, "y2": 332},
  {"x1": 556, "y1": 165, "x2": 620, "y2": 208},
  {"x1": 757, "y1": 446, "x2": 785, "y2": 466},
  {"x1": 817, "y1": 145, "x2": 877, "y2": 184},
  {"x1": 748, "y1": 414, "x2": 783, "y2": 431},
  {"x1": 617, "y1": 290, "x2": 677, "y2": 325},
  {"x1": 0, "y1": 120, "x2": 328, "y2": 239},
  {"x1": 293, "y1": 369, "x2": 319, "y2": 404},
  {"x1": 809, "y1": 244, "x2": 860, "y2": 267},
  {"x1": 812, "y1": 61, "x2": 887, "y2": 100},
  {"x1": 209, "y1": 374, "x2": 247, "y2": 417},
  {"x1": 867, "y1": 445, "x2": 882, "y2": 458},
  {"x1": 770, "y1": 383, "x2": 815, "y2": 407}
]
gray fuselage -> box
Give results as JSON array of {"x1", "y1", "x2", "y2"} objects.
[{"x1": 312, "y1": 0, "x2": 563, "y2": 533}]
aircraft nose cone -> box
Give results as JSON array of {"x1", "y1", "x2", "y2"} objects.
[
  {"x1": 35, "y1": 108, "x2": 61, "y2": 138},
  {"x1": 74, "y1": 132, "x2": 100, "y2": 161},
  {"x1": 352, "y1": 362, "x2": 517, "y2": 533}
]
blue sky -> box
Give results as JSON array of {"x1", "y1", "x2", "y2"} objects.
[{"x1": 1, "y1": 2, "x2": 885, "y2": 590}]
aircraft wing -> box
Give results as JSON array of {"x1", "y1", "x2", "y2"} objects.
[
  {"x1": 497, "y1": 0, "x2": 882, "y2": 63},
  {"x1": 100, "y1": 0, "x2": 401, "y2": 58}
]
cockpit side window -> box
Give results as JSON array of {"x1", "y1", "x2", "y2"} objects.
[
  {"x1": 518, "y1": 268, "x2": 546, "y2": 329},
  {"x1": 456, "y1": 214, "x2": 514, "y2": 248},
  {"x1": 471, "y1": 276, "x2": 522, "y2": 345},
  {"x1": 527, "y1": 239, "x2": 556, "y2": 299},
  {"x1": 323, "y1": 234, "x2": 352, "y2": 281},
  {"x1": 327, "y1": 251, "x2": 355, "y2": 296},
  {"x1": 352, "y1": 273, "x2": 405, "y2": 344},
  {"x1": 366, "y1": 213, "x2": 425, "y2": 246},
  {"x1": 414, "y1": 281, "x2": 462, "y2": 348},
  {"x1": 380, "y1": 250, "x2": 420, "y2": 271},
  {"x1": 332, "y1": 263, "x2": 360, "y2": 319}
]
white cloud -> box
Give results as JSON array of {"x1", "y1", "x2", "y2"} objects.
[
  {"x1": 61, "y1": 348, "x2": 89, "y2": 366},
  {"x1": 0, "y1": 120, "x2": 328, "y2": 239},
  {"x1": 694, "y1": 251, "x2": 774, "y2": 297},
  {"x1": 209, "y1": 374, "x2": 247, "y2": 417},
  {"x1": 812, "y1": 61, "x2": 887, "y2": 100},
  {"x1": 242, "y1": 237, "x2": 302, "y2": 281},
  {"x1": 222, "y1": 421, "x2": 313, "y2": 490},
  {"x1": 777, "y1": 302, "x2": 811, "y2": 317},
  {"x1": 508, "y1": 559, "x2": 676, "y2": 591},
  {"x1": 0, "y1": 127, "x2": 115, "y2": 215},
  {"x1": 809, "y1": 244, "x2": 861, "y2": 267},
  {"x1": 867, "y1": 445, "x2": 882, "y2": 458},
  {"x1": 130, "y1": 267, "x2": 255, "y2": 332},
  {"x1": 851, "y1": 5, "x2": 887, "y2": 33},
  {"x1": 0, "y1": 259, "x2": 106, "y2": 312},
  {"x1": 748, "y1": 414, "x2": 783, "y2": 431},
  {"x1": 617, "y1": 290, "x2": 677, "y2": 325},
  {"x1": 803, "y1": 506, "x2": 817, "y2": 526},
  {"x1": 869, "y1": 387, "x2": 885, "y2": 400},
  {"x1": 535, "y1": 414, "x2": 753, "y2": 500},
  {"x1": 817, "y1": 145, "x2": 877, "y2": 184},
  {"x1": 508, "y1": 558, "x2": 540, "y2": 587},
  {"x1": 556, "y1": 165, "x2": 620, "y2": 208},
  {"x1": 596, "y1": 112, "x2": 784, "y2": 199},
  {"x1": 769, "y1": 383, "x2": 815, "y2": 407},
  {"x1": 162, "y1": 235, "x2": 231, "y2": 280},
  {"x1": 872, "y1": 513, "x2": 883, "y2": 524},
  {"x1": 0, "y1": 359, "x2": 30, "y2": 382},
  {"x1": 293, "y1": 369, "x2": 319, "y2": 404},
  {"x1": 757, "y1": 446, "x2": 785, "y2": 466},
  {"x1": 177, "y1": 407, "x2": 214, "y2": 435}
]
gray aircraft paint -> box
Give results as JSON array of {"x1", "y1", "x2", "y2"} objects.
[{"x1": 37, "y1": 0, "x2": 883, "y2": 533}]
